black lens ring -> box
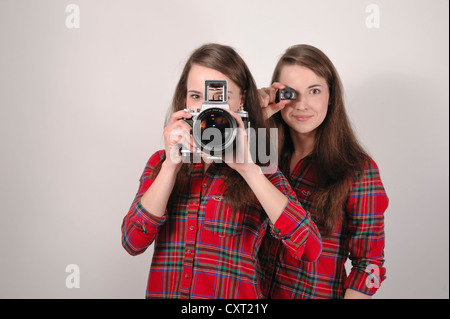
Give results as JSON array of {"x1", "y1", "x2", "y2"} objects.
[{"x1": 192, "y1": 108, "x2": 237, "y2": 154}]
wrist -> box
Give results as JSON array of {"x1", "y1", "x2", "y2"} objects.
[
  {"x1": 161, "y1": 158, "x2": 182, "y2": 175},
  {"x1": 236, "y1": 163, "x2": 262, "y2": 179}
]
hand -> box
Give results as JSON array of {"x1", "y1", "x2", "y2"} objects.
[
  {"x1": 222, "y1": 110, "x2": 258, "y2": 175},
  {"x1": 163, "y1": 110, "x2": 194, "y2": 171},
  {"x1": 258, "y1": 82, "x2": 289, "y2": 119}
]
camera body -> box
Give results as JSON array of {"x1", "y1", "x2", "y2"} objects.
[
  {"x1": 275, "y1": 86, "x2": 297, "y2": 103},
  {"x1": 182, "y1": 80, "x2": 249, "y2": 158}
]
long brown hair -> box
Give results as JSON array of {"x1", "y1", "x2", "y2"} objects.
[
  {"x1": 167, "y1": 43, "x2": 266, "y2": 209},
  {"x1": 270, "y1": 44, "x2": 368, "y2": 235}
]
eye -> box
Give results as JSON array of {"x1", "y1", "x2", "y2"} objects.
[
  {"x1": 190, "y1": 94, "x2": 201, "y2": 100},
  {"x1": 310, "y1": 88, "x2": 320, "y2": 94}
]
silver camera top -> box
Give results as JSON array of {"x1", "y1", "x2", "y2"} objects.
[{"x1": 201, "y1": 80, "x2": 230, "y2": 111}]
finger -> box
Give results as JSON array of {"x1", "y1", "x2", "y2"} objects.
[
  {"x1": 164, "y1": 123, "x2": 191, "y2": 143},
  {"x1": 167, "y1": 111, "x2": 194, "y2": 131},
  {"x1": 270, "y1": 82, "x2": 288, "y2": 105},
  {"x1": 168, "y1": 127, "x2": 194, "y2": 151},
  {"x1": 226, "y1": 109, "x2": 247, "y2": 132},
  {"x1": 271, "y1": 82, "x2": 287, "y2": 90},
  {"x1": 165, "y1": 119, "x2": 192, "y2": 141},
  {"x1": 168, "y1": 110, "x2": 193, "y2": 125},
  {"x1": 276, "y1": 99, "x2": 289, "y2": 110},
  {"x1": 263, "y1": 85, "x2": 282, "y2": 105},
  {"x1": 268, "y1": 87, "x2": 277, "y2": 104},
  {"x1": 258, "y1": 88, "x2": 267, "y2": 97},
  {"x1": 261, "y1": 94, "x2": 270, "y2": 108}
]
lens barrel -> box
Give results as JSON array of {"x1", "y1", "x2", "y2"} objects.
[{"x1": 192, "y1": 108, "x2": 237, "y2": 155}]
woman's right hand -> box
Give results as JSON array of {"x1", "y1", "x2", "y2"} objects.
[
  {"x1": 258, "y1": 82, "x2": 290, "y2": 120},
  {"x1": 163, "y1": 110, "x2": 194, "y2": 171},
  {"x1": 139, "y1": 110, "x2": 193, "y2": 218}
]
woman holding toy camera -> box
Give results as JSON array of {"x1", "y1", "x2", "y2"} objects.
[
  {"x1": 258, "y1": 44, "x2": 389, "y2": 299},
  {"x1": 121, "y1": 43, "x2": 322, "y2": 299}
]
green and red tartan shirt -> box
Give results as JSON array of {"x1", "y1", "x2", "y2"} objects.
[
  {"x1": 259, "y1": 155, "x2": 389, "y2": 298},
  {"x1": 122, "y1": 150, "x2": 322, "y2": 299}
]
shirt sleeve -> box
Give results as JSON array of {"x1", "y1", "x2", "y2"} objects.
[
  {"x1": 266, "y1": 170, "x2": 323, "y2": 262},
  {"x1": 343, "y1": 158, "x2": 389, "y2": 295},
  {"x1": 121, "y1": 150, "x2": 168, "y2": 256}
]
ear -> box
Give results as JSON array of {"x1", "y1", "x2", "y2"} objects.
[{"x1": 239, "y1": 90, "x2": 246, "y2": 109}]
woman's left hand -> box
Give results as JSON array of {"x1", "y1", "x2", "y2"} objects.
[
  {"x1": 258, "y1": 82, "x2": 289, "y2": 119},
  {"x1": 222, "y1": 110, "x2": 259, "y2": 175}
]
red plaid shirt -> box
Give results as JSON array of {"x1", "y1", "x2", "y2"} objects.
[
  {"x1": 259, "y1": 156, "x2": 388, "y2": 298},
  {"x1": 122, "y1": 150, "x2": 322, "y2": 299}
]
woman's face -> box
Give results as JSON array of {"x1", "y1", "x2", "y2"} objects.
[
  {"x1": 279, "y1": 64, "x2": 330, "y2": 137},
  {"x1": 186, "y1": 64, "x2": 244, "y2": 112}
]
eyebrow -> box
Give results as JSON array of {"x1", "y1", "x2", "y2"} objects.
[{"x1": 307, "y1": 84, "x2": 323, "y2": 89}]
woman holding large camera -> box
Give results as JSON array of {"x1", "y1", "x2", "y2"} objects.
[
  {"x1": 121, "y1": 43, "x2": 322, "y2": 299},
  {"x1": 258, "y1": 44, "x2": 389, "y2": 299}
]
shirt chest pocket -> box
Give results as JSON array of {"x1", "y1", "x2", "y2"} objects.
[{"x1": 203, "y1": 195, "x2": 244, "y2": 237}]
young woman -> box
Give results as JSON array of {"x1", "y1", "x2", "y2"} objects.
[
  {"x1": 121, "y1": 43, "x2": 322, "y2": 299},
  {"x1": 259, "y1": 44, "x2": 389, "y2": 299}
]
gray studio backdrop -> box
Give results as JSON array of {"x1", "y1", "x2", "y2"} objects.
[{"x1": 0, "y1": 0, "x2": 448, "y2": 298}]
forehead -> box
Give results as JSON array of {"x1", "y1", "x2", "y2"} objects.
[{"x1": 279, "y1": 64, "x2": 327, "y2": 86}]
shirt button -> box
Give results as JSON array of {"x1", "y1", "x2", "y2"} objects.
[
  {"x1": 187, "y1": 249, "x2": 192, "y2": 255},
  {"x1": 189, "y1": 225, "x2": 194, "y2": 231},
  {"x1": 185, "y1": 274, "x2": 189, "y2": 279}
]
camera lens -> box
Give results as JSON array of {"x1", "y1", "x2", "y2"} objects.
[
  {"x1": 193, "y1": 108, "x2": 237, "y2": 155},
  {"x1": 284, "y1": 90, "x2": 292, "y2": 99},
  {"x1": 200, "y1": 112, "x2": 230, "y2": 146}
]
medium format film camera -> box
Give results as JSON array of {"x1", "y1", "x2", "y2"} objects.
[{"x1": 182, "y1": 80, "x2": 249, "y2": 158}]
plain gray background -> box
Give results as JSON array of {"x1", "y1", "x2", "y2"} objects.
[{"x1": 0, "y1": 0, "x2": 448, "y2": 299}]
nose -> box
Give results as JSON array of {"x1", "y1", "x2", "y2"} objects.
[{"x1": 293, "y1": 96, "x2": 308, "y2": 110}]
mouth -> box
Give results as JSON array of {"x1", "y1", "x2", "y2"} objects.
[{"x1": 293, "y1": 115, "x2": 313, "y2": 122}]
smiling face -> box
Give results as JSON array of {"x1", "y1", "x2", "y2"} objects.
[
  {"x1": 279, "y1": 64, "x2": 330, "y2": 138},
  {"x1": 186, "y1": 64, "x2": 244, "y2": 112}
]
